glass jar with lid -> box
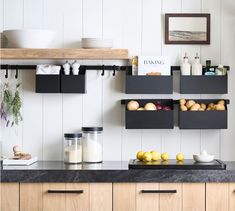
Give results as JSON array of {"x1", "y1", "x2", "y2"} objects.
[
  {"x1": 64, "y1": 133, "x2": 82, "y2": 164},
  {"x1": 82, "y1": 127, "x2": 103, "y2": 163}
]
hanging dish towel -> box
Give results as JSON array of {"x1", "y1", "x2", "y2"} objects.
[{"x1": 36, "y1": 65, "x2": 61, "y2": 75}]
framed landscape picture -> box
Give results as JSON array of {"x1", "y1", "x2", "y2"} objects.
[{"x1": 165, "y1": 13, "x2": 210, "y2": 45}]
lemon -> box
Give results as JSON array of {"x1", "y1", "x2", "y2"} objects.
[
  {"x1": 161, "y1": 152, "x2": 169, "y2": 161},
  {"x1": 151, "y1": 151, "x2": 160, "y2": 161},
  {"x1": 136, "y1": 151, "x2": 145, "y2": 161},
  {"x1": 143, "y1": 152, "x2": 152, "y2": 162},
  {"x1": 176, "y1": 153, "x2": 184, "y2": 161}
]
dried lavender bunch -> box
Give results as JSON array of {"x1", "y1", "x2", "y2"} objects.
[{"x1": 11, "y1": 83, "x2": 23, "y2": 125}]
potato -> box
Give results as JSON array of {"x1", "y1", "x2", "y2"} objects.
[
  {"x1": 200, "y1": 103, "x2": 206, "y2": 110},
  {"x1": 198, "y1": 108, "x2": 204, "y2": 111},
  {"x1": 207, "y1": 107, "x2": 212, "y2": 111},
  {"x1": 137, "y1": 107, "x2": 144, "y2": 111},
  {"x1": 214, "y1": 104, "x2": 226, "y2": 111},
  {"x1": 127, "y1": 100, "x2": 139, "y2": 110},
  {"x1": 186, "y1": 100, "x2": 196, "y2": 109},
  {"x1": 208, "y1": 103, "x2": 215, "y2": 109},
  {"x1": 179, "y1": 98, "x2": 186, "y2": 106},
  {"x1": 217, "y1": 100, "x2": 225, "y2": 105},
  {"x1": 180, "y1": 105, "x2": 188, "y2": 111},
  {"x1": 190, "y1": 103, "x2": 200, "y2": 111}
]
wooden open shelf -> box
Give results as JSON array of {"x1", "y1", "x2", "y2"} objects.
[{"x1": 0, "y1": 48, "x2": 129, "y2": 60}]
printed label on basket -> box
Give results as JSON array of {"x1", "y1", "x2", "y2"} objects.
[{"x1": 138, "y1": 56, "x2": 171, "y2": 76}]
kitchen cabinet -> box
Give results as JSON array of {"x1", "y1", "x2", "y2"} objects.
[
  {"x1": 113, "y1": 183, "x2": 205, "y2": 211},
  {"x1": 20, "y1": 183, "x2": 112, "y2": 211},
  {"x1": 206, "y1": 183, "x2": 229, "y2": 211},
  {"x1": 1, "y1": 183, "x2": 19, "y2": 211}
]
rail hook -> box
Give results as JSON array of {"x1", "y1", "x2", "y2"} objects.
[
  {"x1": 101, "y1": 65, "x2": 105, "y2": 76},
  {"x1": 15, "y1": 65, "x2": 19, "y2": 79},
  {"x1": 5, "y1": 65, "x2": 8, "y2": 79},
  {"x1": 113, "y1": 65, "x2": 116, "y2": 76}
]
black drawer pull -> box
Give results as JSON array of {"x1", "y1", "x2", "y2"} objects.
[
  {"x1": 141, "y1": 190, "x2": 177, "y2": 194},
  {"x1": 47, "y1": 190, "x2": 84, "y2": 194}
]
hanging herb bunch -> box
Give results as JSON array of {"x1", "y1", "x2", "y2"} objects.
[{"x1": 0, "y1": 82, "x2": 23, "y2": 127}]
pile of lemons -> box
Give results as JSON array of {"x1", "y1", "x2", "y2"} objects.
[{"x1": 136, "y1": 151, "x2": 184, "y2": 162}]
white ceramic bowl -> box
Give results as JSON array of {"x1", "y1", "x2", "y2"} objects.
[
  {"x1": 81, "y1": 38, "x2": 113, "y2": 49},
  {"x1": 193, "y1": 154, "x2": 215, "y2": 163},
  {"x1": 3, "y1": 29, "x2": 56, "y2": 48}
]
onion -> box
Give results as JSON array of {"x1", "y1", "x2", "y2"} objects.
[
  {"x1": 163, "y1": 106, "x2": 172, "y2": 111},
  {"x1": 144, "y1": 103, "x2": 157, "y2": 110},
  {"x1": 156, "y1": 104, "x2": 163, "y2": 110},
  {"x1": 127, "y1": 100, "x2": 139, "y2": 111}
]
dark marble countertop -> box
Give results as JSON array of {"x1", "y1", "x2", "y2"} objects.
[{"x1": 2, "y1": 161, "x2": 235, "y2": 183}]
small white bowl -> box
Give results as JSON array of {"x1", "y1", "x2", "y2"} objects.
[
  {"x1": 3, "y1": 29, "x2": 56, "y2": 48},
  {"x1": 193, "y1": 154, "x2": 215, "y2": 163}
]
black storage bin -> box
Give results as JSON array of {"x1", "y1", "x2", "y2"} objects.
[
  {"x1": 179, "y1": 99, "x2": 228, "y2": 129},
  {"x1": 36, "y1": 74, "x2": 60, "y2": 93},
  {"x1": 180, "y1": 75, "x2": 228, "y2": 94},
  {"x1": 125, "y1": 67, "x2": 173, "y2": 94},
  {"x1": 61, "y1": 68, "x2": 86, "y2": 93},
  {"x1": 123, "y1": 99, "x2": 174, "y2": 129}
]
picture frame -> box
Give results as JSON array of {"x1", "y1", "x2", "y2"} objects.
[{"x1": 165, "y1": 13, "x2": 210, "y2": 45}]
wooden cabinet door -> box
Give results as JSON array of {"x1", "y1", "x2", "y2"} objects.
[
  {"x1": 114, "y1": 183, "x2": 182, "y2": 211},
  {"x1": 113, "y1": 183, "x2": 136, "y2": 211},
  {"x1": 20, "y1": 183, "x2": 112, "y2": 211},
  {"x1": 182, "y1": 183, "x2": 205, "y2": 211},
  {"x1": 1, "y1": 183, "x2": 19, "y2": 211},
  {"x1": 229, "y1": 183, "x2": 235, "y2": 210},
  {"x1": 206, "y1": 183, "x2": 229, "y2": 211}
]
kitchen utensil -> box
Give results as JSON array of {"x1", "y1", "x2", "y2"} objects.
[{"x1": 3, "y1": 29, "x2": 56, "y2": 48}]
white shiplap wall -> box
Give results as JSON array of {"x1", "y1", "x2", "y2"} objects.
[{"x1": 1, "y1": 0, "x2": 235, "y2": 161}]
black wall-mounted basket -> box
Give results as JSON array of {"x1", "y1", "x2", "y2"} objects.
[
  {"x1": 179, "y1": 99, "x2": 228, "y2": 129},
  {"x1": 180, "y1": 75, "x2": 228, "y2": 94},
  {"x1": 36, "y1": 74, "x2": 61, "y2": 93},
  {"x1": 122, "y1": 99, "x2": 174, "y2": 129},
  {"x1": 125, "y1": 67, "x2": 173, "y2": 94},
  {"x1": 61, "y1": 68, "x2": 86, "y2": 93}
]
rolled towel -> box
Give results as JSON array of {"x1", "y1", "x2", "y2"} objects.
[{"x1": 36, "y1": 65, "x2": 61, "y2": 75}]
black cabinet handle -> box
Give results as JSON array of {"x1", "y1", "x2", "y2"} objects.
[
  {"x1": 141, "y1": 190, "x2": 177, "y2": 194},
  {"x1": 47, "y1": 190, "x2": 84, "y2": 194}
]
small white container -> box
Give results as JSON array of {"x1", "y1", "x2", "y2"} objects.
[
  {"x1": 64, "y1": 133, "x2": 82, "y2": 164},
  {"x1": 192, "y1": 53, "x2": 202, "y2": 75},
  {"x1": 181, "y1": 53, "x2": 191, "y2": 75},
  {"x1": 72, "y1": 61, "x2": 80, "y2": 75},
  {"x1": 63, "y1": 61, "x2": 71, "y2": 75},
  {"x1": 82, "y1": 127, "x2": 103, "y2": 163}
]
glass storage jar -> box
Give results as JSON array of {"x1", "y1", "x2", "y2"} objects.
[
  {"x1": 82, "y1": 127, "x2": 103, "y2": 163},
  {"x1": 64, "y1": 133, "x2": 82, "y2": 164}
]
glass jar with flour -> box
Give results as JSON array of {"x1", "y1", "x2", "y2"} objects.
[
  {"x1": 64, "y1": 133, "x2": 82, "y2": 164},
  {"x1": 82, "y1": 127, "x2": 103, "y2": 163}
]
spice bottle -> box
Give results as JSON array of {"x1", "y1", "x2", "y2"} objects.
[
  {"x1": 181, "y1": 53, "x2": 191, "y2": 75},
  {"x1": 192, "y1": 53, "x2": 202, "y2": 75},
  {"x1": 216, "y1": 65, "x2": 227, "y2": 75},
  {"x1": 131, "y1": 56, "x2": 138, "y2": 75}
]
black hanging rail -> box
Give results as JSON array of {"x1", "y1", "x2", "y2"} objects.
[{"x1": 0, "y1": 64, "x2": 128, "y2": 71}]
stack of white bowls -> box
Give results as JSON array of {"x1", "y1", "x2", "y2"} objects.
[{"x1": 81, "y1": 38, "x2": 113, "y2": 49}]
